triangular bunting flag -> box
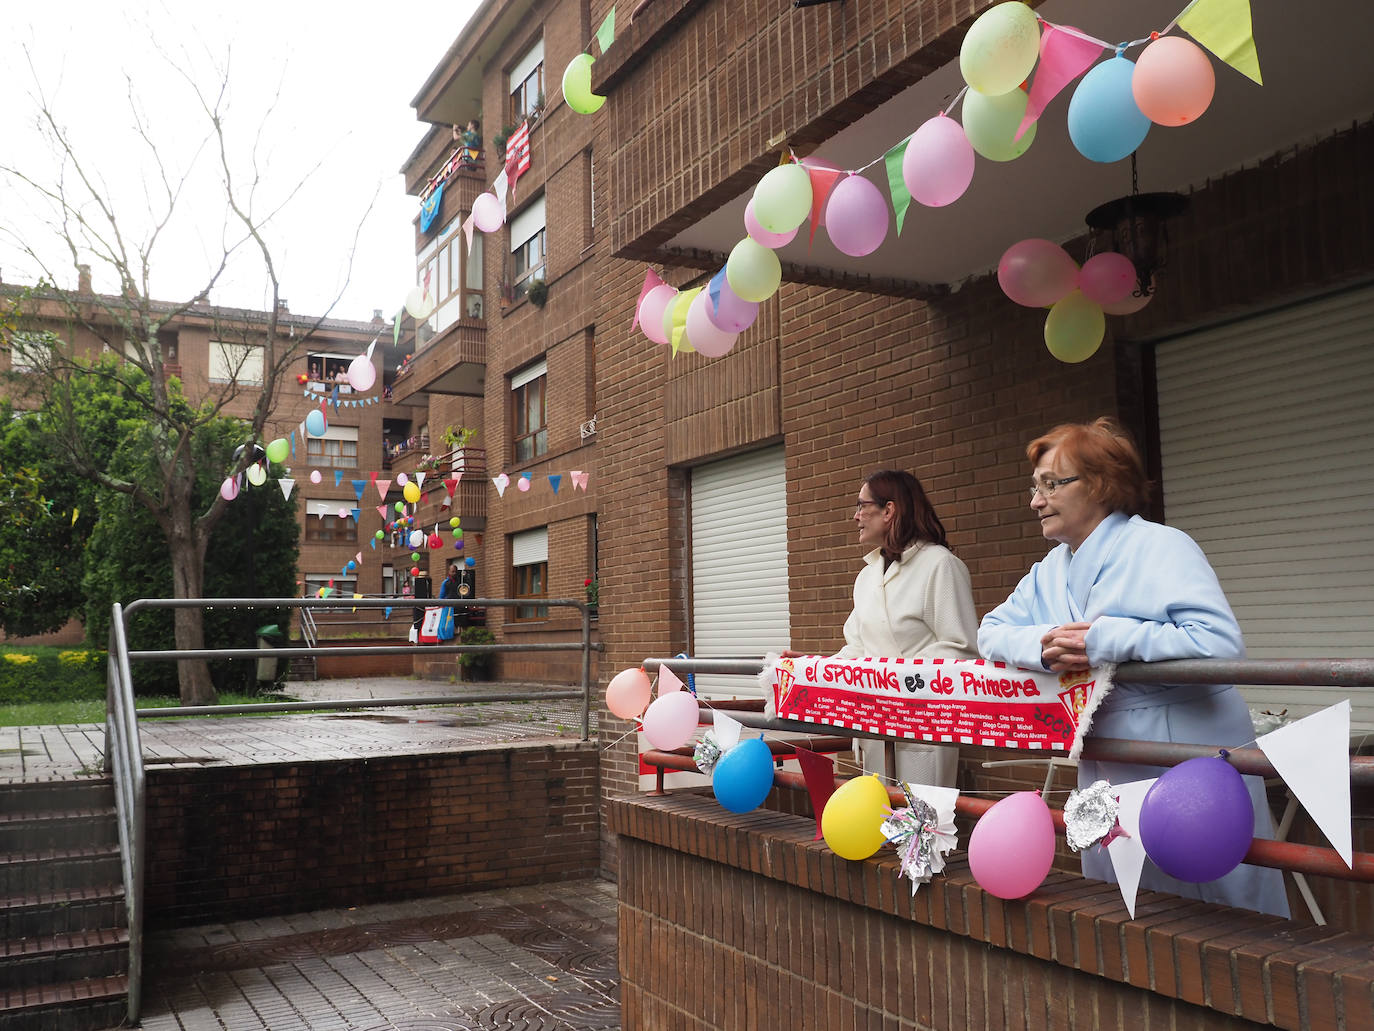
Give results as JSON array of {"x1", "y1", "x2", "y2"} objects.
[
  {"x1": 334, "y1": 470, "x2": 344, "y2": 487},
  {"x1": 416, "y1": 471, "x2": 426, "y2": 489},
  {"x1": 794, "y1": 746, "x2": 838, "y2": 840},
  {"x1": 376, "y1": 478, "x2": 392, "y2": 501},
  {"x1": 384, "y1": 605, "x2": 393, "y2": 619},
  {"x1": 350, "y1": 508, "x2": 361, "y2": 523},
  {"x1": 1106, "y1": 778, "x2": 1157, "y2": 919},
  {"x1": 712, "y1": 709, "x2": 743, "y2": 752},
  {"x1": 669, "y1": 287, "x2": 700, "y2": 356},
  {"x1": 595, "y1": 7, "x2": 616, "y2": 53},
  {"x1": 805, "y1": 163, "x2": 844, "y2": 248},
  {"x1": 659, "y1": 666, "x2": 684, "y2": 694},
  {"x1": 463, "y1": 211, "x2": 477, "y2": 254},
  {"x1": 1017, "y1": 24, "x2": 1103, "y2": 141},
  {"x1": 883, "y1": 139, "x2": 913, "y2": 234},
  {"x1": 1256, "y1": 701, "x2": 1353, "y2": 866},
  {"x1": 376, "y1": 504, "x2": 387, "y2": 519},
  {"x1": 631, "y1": 266, "x2": 665, "y2": 331},
  {"x1": 350, "y1": 479, "x2": 367, "y2": 502},
  {"x1": 1178, "y1": 0, "x2": 1262, "y2": 85},
  {"x1": 370, "y1": 471, "x2": 379, "y2": 484},
  {"x1": 278, "y1": 478, "x2": 295, "y2": 500},
  {"x1": 548, "y1": 474, "x2": 562, "y2": 494},
  {"x1": 445, "y1": 477, "x2": 460, "y2": 496},
  {"x1": 493, "y1": 474, "x2": 509, "y2": 498},
  {"x1": 370, "y1": 537, "x2": 377, "y2": 550},
  {"x1": 393, "y1": 310, "x2": 402, "y2": 346},
  {"x1": 571, "y1": 470, "x2": 590, "y2": 491}
]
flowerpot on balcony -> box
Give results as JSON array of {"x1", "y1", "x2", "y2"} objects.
[{"x1": 526, "y1": 279, "x2": 548, "y2": 308}]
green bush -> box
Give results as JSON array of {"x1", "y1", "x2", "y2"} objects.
[
  {"x1": 0, "y1": 647, "x2": 106, "y2": 703},
  {"x1": 458, "y1": 626, "x2": 496, "y2": 679}
]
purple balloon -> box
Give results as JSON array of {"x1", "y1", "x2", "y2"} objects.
[
  {"x1": 1138, "y1": 756, "x2": 1255, "y2": 883},
  {"x1": 824, "y1": 173, "x2": 889, "y2": 257},
  {"x1": 708, "y1": 277, "x2": 760, "y2": 333}
]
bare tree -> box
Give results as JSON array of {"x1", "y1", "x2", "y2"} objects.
[{"x1": 0, "y1": 51, "x2": 373, "y2": 704}]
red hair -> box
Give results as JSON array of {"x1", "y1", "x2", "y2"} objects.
[{"x1": 1027, "y1": 417, "x2": 1149, "y2": 515}]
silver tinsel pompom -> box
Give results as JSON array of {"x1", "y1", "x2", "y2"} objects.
[
  {"x1": 693, "y1": 729, "x2": 723, "y2": 775},
  {"x1": 1063, "y1": 779, "x2": 1119, "y2": 852}
]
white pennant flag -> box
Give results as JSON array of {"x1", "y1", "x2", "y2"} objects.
[
  {"x1": 1256, "y1": 700, "x2": 1353, "y2": 867},
  {"x1": 1106, "y1": 778, "x2": 1157, "y2": 919},
  {"x1": 416, "y1": 471, "x2": 426, "y2": 489},
  {"x1": 278, "y1": 477, "x2": 295, "y2": 500},
  {"x1": 712, "y1": 709, "x2": 743, "y2": 752}
]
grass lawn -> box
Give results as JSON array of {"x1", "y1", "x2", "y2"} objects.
[{"x1": 0, "y1": 692, "x2": 298, "y2": 727}]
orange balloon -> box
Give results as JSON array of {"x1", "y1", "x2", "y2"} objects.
[
  {"x1": 606, "y1": 667, "x2": 652, "y2": 720},
  {"x1": 1132, "y1": 36, "x2": 1215, "y2": 126}
]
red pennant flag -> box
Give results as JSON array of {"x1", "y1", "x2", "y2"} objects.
[
  {"x1": 444, "y1": 477, "x2": 459, "y2": 496},
  {"x1": 793, "y1": 746, "x2": 838, "y2": 840},
  {"x1": 803, "y1": 161, "x2": 844, "y2": 248}
]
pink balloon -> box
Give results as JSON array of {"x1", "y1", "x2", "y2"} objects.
[
  {"x1": 1132, "y1": 36, "x2": 1215, "y2": 127},
  {"x1": 309, "y1": 469, "x2": 322, "y2": 484},
  {"x1": 1077, "y1": 252, "x2": 1137, "y2": 306},
  {"x1": 903, "y1": 114, "x2": 976, "y2": 208},
  {"x1": 638, "y1": 284, "x2": 677, "y2": 345},
  {"x1": 745, "y1": 198, "x2": 798, "y2": 249},
  {"x1": 1103, "y1": 275, "x2": 1155, "y2": 315},
  {"x1": 967, "y1": 791, "x2": 1057, "y2": 899},
  {"x1": 606, "y1": 667, "x2": 652, "y2": 720},
  {"x1": 347, "y1": 353, "x2": 376, "y2": 392},
  {"x1": 998, "y1": 239, "x2": 1079, "y2": 308},
  {"x1": 641, "y1": 691, "x2": 700, "y2": 750},
  {"x1": 824, "y1": 173, "x2": 889, "y2": 257},
  {"x1": 685, "y1": 290, "x2": 740, "y2": 358},
  {"x1": 219, "y1": 477, "x2": 239, "y2": 501},
  {"x1": 472, "y1": 191, "x2": 504, "y2": 233},
  {"x1": 707, "y1": 277, "x2": 759, "y2": 333}
]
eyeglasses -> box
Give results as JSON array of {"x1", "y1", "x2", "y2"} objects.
[
  {"x1": 855, "y1": 499, "x2": 886, "y2": 513},
  {"x1": 1029, "y1": 476, "x2": 1080, "y2": 499}
]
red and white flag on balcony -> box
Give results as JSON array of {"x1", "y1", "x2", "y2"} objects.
[{"x1": 505, "y1": 119, "x2": 531, "y2": 197}]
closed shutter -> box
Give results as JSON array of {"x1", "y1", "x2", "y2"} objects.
[
  {"x1": 1156, "y1": 284, "x2": 1374, "y2": 723},
  {"x1": 690, "y1": 446, "x2": 790, "y2": 698}
]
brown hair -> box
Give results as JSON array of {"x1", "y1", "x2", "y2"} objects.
[
  {"x1": 863, "y1": 469, "x2": 949, "y2": 562},
  {"x1": 1026, "y1": 417, "x2": 1150, "y2": 515}
]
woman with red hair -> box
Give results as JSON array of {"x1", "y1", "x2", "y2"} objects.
[{"x1": 978, "y1": 417, "x2": 1287, "y2": 915}]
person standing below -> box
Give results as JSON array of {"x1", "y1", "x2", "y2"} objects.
[
  {"x1": 437, "y1": 563, "x2": 461, "y2": 642},
  {"x1": 977, "y1": 417, "x2": 1288, "y2": 916},
  {"x1": 789, "y1": 469, "x2": 979, "y2": 786}
]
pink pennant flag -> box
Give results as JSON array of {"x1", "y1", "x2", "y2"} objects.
[
  {"x1": 376, "y1": 505, "x2": 387, "y2": 518},
  {"x1": 631, "y1": 267, "x2": 666, "y2": 331},
  {"x1": 376, "y1": 478, "x2": 392, "y2": 501},
  {"x1": 659, "y1": 666, "x2": 684, "y2": 694},
  {"x1": 570, "y1": 470, "x2": 591, "y2": 491},
  {"x1": 355, "y1": 552, "x2": 363, "y2": 565},
  {"x1": 1017, "y1": 23, "x2": 1104, "y2": 141},
  {"x1": 462, "y1": 211, "x2": 477, "y2": 254}
]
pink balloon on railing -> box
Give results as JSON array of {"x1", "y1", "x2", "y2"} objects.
[
  {"x1": 968, "y1": 791, "x2": 1056, "y2": 899},
  {"x1": 998, "y1": 238, "x2": 1079, "y2": 307},
  {"x1": 744, "y1": 198, "x2": 798, "y2": 249},
  {"x1": 825, "y1": 173, "x2": 889, "y2": 257},
  {"x1": 1077, "y1": 252, "x2": 1137, "y2": 306},
  {"x1": 638, "y1": 284, "x2": 678, "y2": 345},
  {"x1": 606, "y1": 667, "x2": 652, "y2": 720},
  {"x1": 641, "y1": 691, "x2": 700, "y2": 750},
  {"x1": 902, "y1": 114, "x2": 976, "y2": 208}
]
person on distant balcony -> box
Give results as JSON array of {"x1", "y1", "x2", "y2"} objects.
[
  {"x1": 977, "y1": 416, "x2": 1289, "y2": 917},
  {"x1": 458, "y1": 119, "x2": 481, "y2": 167}
]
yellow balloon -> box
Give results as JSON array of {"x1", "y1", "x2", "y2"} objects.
[
  {"x1": 821, "y1": 775, "x2": 891, "y2": 860},
  {"x1": 1044, "y1": 290, "x2": 1106, "y2": 363},
  {"x1": 961, "y1": 87, "x2": 1035, "y2": 162},
  {"x1": 403, "y1": 481, "x2": 422, "y2": 504},
  {"x1": 960, "y1": 1, "x2": 1042, "y2": 97},
  {"x1": 562, "y1": 53, "x2": 606, "y2": 115},
  {"x1": 725, "y1": 237, "x2": 782, "y2": 303}
]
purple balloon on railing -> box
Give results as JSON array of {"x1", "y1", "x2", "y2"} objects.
[{"x1": 1138, "y1": 755, "x2": 1254, "y2": 883}]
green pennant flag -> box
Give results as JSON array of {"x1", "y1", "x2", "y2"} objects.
[
  {"x1": 393, "y1": 310, "x2": 402, "y2": 346},
  {"x1": 884, "y1": 138, "x2": 913, "y2": 235},
  {"x1": 595, "y1": 7, "x2": 616, "y2": 54}
]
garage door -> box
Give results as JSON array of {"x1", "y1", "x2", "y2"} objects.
[{"x1": 1156, "y1": 283, "x2": 1374, "y2": 723}]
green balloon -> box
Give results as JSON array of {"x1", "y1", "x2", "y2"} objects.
[
  {"x1": 394, "y1": 501, "x2": 406, "y2": 513},
  {"x1": 265, "y1": 437, "x2": 290, "y2": 464},
  {"x1": 375, "y1": 530, "x2": 384, "y2": 540},
  {"x1": 962, "y1": 87, "x2": 1035, "y2": 162},
  {"x1": 1044, "y1": 290, "x2": 1106, "y2": 364},
  {"x1": 562, "y1": 53, "x2": 606, "y2": 115},
  {"x1": 726, "y1": 237, "x2": 782, "y2": 303}
]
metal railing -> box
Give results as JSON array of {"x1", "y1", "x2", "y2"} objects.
[
  {"x1": 638, "y1": 656, "x2": 1374, "y2": 893},
  {"x1": 103, "y1": 595, "x2": 599, "y2": 1022}
]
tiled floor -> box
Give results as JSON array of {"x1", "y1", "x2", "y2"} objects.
[{"x1": 139, "y1": 880, "x2": 620, "y2": 1030}]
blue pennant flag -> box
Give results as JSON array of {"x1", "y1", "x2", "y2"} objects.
[
  {"x1": 334, "y1": 470, "x2": 344, "y2": 487},
  {"x1": 384, "y1": 606, "x2": 393, "y2": 619},
  {"x1": 708, "y1": 268, "x2": 727, "y2": 315},
  {"x1": 351, "y1": 508, "x2": 361, "y2": 522},
  {"x1": 548, "y1": 474, "x2": 562, "y2": 494},
  {"x1": 350, "y1": 479, "x2": 367, "y2": 502},
  {"x1": 420, "y1": 181, "x2": 444, "y2": 234}
]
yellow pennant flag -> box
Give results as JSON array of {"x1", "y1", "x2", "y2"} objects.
[
  {"x1": 71, "y1": 507, "x2": 79, "y2": 526},
  {"x1": 1178, "y1": 0, "x2": 1262, "y2": 85},
  {"x1": 669, "y1": 287, "x2": 701, "y2": 357}
]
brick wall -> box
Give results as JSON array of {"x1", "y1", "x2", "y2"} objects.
[
  {"x1": 612, "y1": 791, "x2": 1374, "y2": 1030},
  {"x1": 143, "y1": 741, "x2": 600, "y2": 928}
]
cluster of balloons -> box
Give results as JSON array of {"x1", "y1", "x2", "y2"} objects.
[
  {"x1": 998, "y1": 238, "x2": 1152, "y2": 363},
  {"x1": 635, "y1": 272, "x2": 756, "y2": 359}
]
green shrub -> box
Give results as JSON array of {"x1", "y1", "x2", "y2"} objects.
[
  {"x1": 0, "y1": 646, "x2": 106, "y2": 703},
  {"x1": 458, "y1": 626, "x2": 496, "y2": 679}
]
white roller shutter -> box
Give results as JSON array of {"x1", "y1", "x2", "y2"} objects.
[
  {"x1": 1156, "y1": 284, "x2": 1374, "y2": 724},
  {"x1": 690, "y1": 446, "x2": 790, "y2": 698}
]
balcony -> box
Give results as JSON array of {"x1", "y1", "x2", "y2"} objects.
[
  {"x1": 394, "y1": 444, "x2": 489, "y2": 532},
  {"x1": 390, "y1": 314, "x2": 485, "y2": 406}
]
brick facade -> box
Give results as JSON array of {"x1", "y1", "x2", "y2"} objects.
[{"x1": 143, "y1": 741, "x2": 600, "y2": 928}]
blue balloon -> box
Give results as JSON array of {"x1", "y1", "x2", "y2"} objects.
[
  {"x1": 712, "y1": 737, "x2": 776, "y2": 813},
  {"x1": 464, "y1": 556, "x2": 476, "y2": 567},
  {"x1": 1067, "y1": 55, "x2": 1151, "y2": 163},
  {"x1": 305, "y1": 409, "x2": 327, "y2": 437}
]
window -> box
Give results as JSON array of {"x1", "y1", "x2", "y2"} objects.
[
  {"x1": 512, "y1": 359, "x2": 548, "y2": 461},
  {"x1": 304, "y1": 500, "x2": 358, "y2": 543},
  {"x1": 509, "y1": 38, "x2": 544, "y2": 124},
  {"x1": 510, "y1": 196, "x2": 546, "y2": 300},
  {"x1": 382, "y1": 564, "x2": 396, "y2": 597},
  {"x1": 306, "y1": 352, "x2": 363, "y2": 392},
  {"x1": 6, "y1": 331, "x2": 49, "y2": 373},
  {"x1": 304, "y1": 573, "x2": 357, "y2": 597},
  {"x1": 511, "y1": 527, "x2": 549, "y2": 620},
  {"x1": 418, "y1": 224, "x2": 483, "y2": 329},
  {"x1": 305, "y1": 424, "x2": 359, "y2": 469},
  {"x1": 209, "y1": 341, "x2": 264, "y2": 385}
]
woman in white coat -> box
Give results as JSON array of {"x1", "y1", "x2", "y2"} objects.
[
  {"x1": 790, "y1": 469, "x2": 979, "y2": 787},
  {"x1": 977, "y1": 417, "x2": 1287, "y2": 916}
]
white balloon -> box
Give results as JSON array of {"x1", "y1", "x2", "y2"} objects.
[
  {"x1": 347, "y1": 353, "x2": 376, "y2": 391},
  {"x1": 404, "y1": 285, "x2": 436, "y2": 320}
]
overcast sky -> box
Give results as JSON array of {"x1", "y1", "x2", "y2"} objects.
[{"x1": 0, "y1": 1, "x2": 480, "y2": 323}]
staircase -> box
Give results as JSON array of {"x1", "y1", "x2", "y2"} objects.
[{"x1": 0, "y1": 780, "x2": 129, "y2": 1031}]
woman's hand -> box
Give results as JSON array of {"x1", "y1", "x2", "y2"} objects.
[
  {"x1": 779, "y1": 648, "x2": 810, "y2": 659},
  {"x1": 1040, "y1": 622, "x2": 1092, "y2": 672}
]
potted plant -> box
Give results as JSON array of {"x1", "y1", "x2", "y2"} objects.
[
  {"x1": 526, "y1": 278, "x2": 548, "y2": 308},
  {"x1": 584, "y1": 577, "x2": 599, "y2": 617},
  {"x1": 442, "y1": 425, "x2": 479, "y2": 472},
  {"x1": 458, "y1": 625, "x2": 496, "y2": 681}
]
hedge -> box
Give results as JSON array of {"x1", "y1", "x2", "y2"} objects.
[{"x1": 0, "y1": 647, "x2": 106, "y2": 703}]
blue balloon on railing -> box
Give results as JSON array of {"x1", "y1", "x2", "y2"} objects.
[
  {"x1": 712, "y1": 737, "x2": 775, "y2": 813},
  {"x1": 1067, "y1": 55, "x2": 1151, "y2": 163}
]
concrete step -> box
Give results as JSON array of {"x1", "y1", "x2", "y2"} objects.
[
  {"x1": 0, "y1": 974, "x2": 127, "y2": 1031},
  {"x1": 0, "y1": 885, "x2": 125, "y2": 941},
  {"x1": 0, "y1": 926, "x2": 129, "y2": 990},
  {"x1": 0, "y1": 780, "x2": 113, "y2": 815},
  {"x1": 0, "y1": 809, "x2": 117, "y2": 854},
  {"x1": 0, "y1": 844, "x2": 122, "y2": 897}
]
